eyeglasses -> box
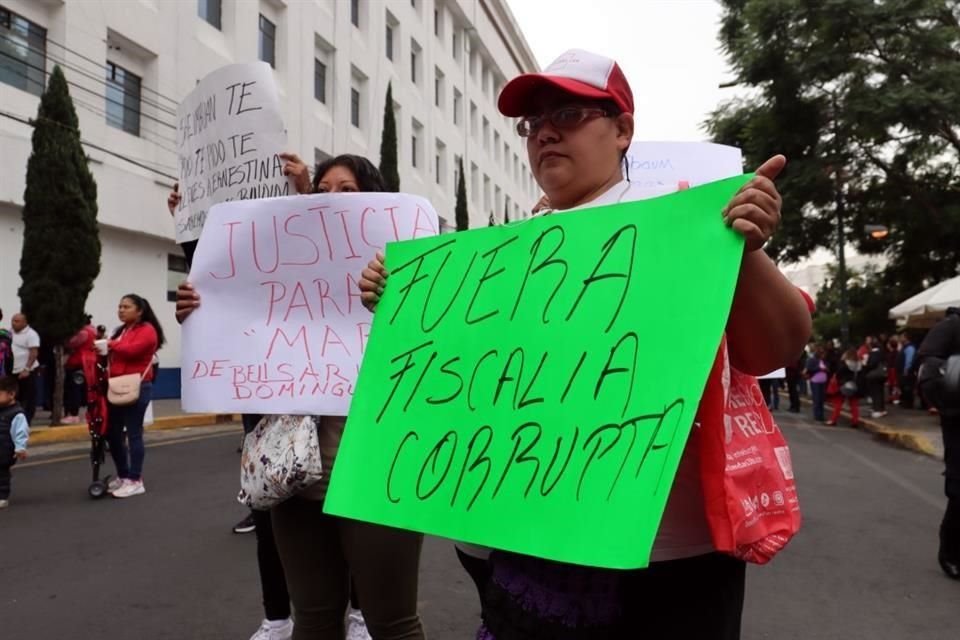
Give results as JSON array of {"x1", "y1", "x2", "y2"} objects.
[{"x1": 516, "y1": 106, "x2": 613, "y2": 137}]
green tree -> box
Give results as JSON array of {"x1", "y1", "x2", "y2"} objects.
[
  {"x1": 455, "y1": 157, "x2": 469, "y2": 231},
  {"x1": 378, "y1": 82, "x2": 400, "y2": 192},
  {"x1": 813, "y1": 265, "x2": 898, "y2": 344},
  {"x1": 706, "y1": 1, "x2": 960, "y2": 304},
  {"x1": 488, "y1": 212, "x2": 496, "y2": 227},
  {"x1": 504, "y1": 202, "x2": 510, "y2": 224},
  {"x1": 19, "y1": 65, "x2": 100, "y2": 424}
]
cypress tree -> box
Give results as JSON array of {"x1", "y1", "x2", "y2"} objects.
[
  {"x1": 19, "y1": 65, "x2": 100, "y2": 424},
  {"x1": 455, "y1": 156, "x2": 468, "y2": 231},
  {"x1": 504, "y1": 202, "x2": 510, "y2": 224},
  {"x1": 488, "y1": 212, "x2": 496, "y2": 227},
  {"x1": 378, "y1": 82, "x2": 400, "y2": 192}
]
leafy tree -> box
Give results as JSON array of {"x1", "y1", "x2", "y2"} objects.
[
  {"x1": 707, "y1": 0, "x2": 960, "y2": 305},
  {"x1": 378, "y1": 82, "x2": 400, "y2": 192},
  {"x1": 814, "y1": 265, "x2": 898, "y2": 345},
  {"x1": 455, "y1": 157, "x2": 469, "y2": 231},
  {"x1": 19, "y1": 65, "x2": 100, "y2": 424}
]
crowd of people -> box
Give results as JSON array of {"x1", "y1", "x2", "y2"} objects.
[
  {"x1": 0, "y1": 295, "x2": 165, "y2": 506},
  {"x1": 785, "y1": 332, "x2": 927, "y2": 427}
]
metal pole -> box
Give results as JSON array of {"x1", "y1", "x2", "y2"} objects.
[{"x1": 835, "y1": 180, "x2": 850, "y2": 347}]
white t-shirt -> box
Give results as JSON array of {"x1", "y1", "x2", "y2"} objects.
[
  {"x1": 567, "y1": 179, "x2": 715, "y2": 562},
  {"x1": 12, "y1": 326, "x2": 41, "y2": 374}
]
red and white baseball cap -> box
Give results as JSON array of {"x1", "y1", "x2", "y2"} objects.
[{"x1": 498, "y1": 48, "x2": 634, "y2": 117}]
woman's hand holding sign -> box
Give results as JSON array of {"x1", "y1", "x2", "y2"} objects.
[
  {"x1": 722, "y1": 155, "x2": 785, "y2": 252},
  {"x1": 176, "y1": 282, "x2": 200, "y2": 324},
  {"x1": 359, "y1": 252, "x2": 388, "y2": 313},
  {"x1": 280, "y1": 152, "x2": 312, "y2": 195}
]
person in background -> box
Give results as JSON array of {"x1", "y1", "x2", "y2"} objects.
[
  {"x1": 360, "y1": 47, "x2": 811, "y2": 639},
  {"x1": 105, "y1": 294, "x2": 164, "y2": 499},
  {"x1": 806, "y1": 345, "x2": 830, "y2": 422},
  {"x1": 915, "y1": 307, "x2": 960, "y2": 580},
  {"x1": 10, "y1": 313, "x2": 40, "y2": 423},
  {"x1": 96, "y1": 325, "x2": 107, "y2": 341},
  {"x1": 885, "y1": 337, "x2": 901, "y2": 404},
  {"x1": 826, "y1": 348, "x2": 861, "y2": 427},
  {"x1": 863, "y1": 338, "x2": 888, "y2": 418},
  {"x1": 784, "y1": 352, "x2": 803, "y2": 413},
  {"x1": 0, "y1": 309, "x2": 12, "y2": 378},
  {"x1": 0, "y1": 375, "x2": 29, "y2": 509},
  {"x1": 63, "y1": 316, "x2": 97, "y2": 424},
  {"x1": 897, "y1": 332, "x2": 917, "y2": 409}
]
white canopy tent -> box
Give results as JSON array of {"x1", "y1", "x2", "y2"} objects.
[{"x1": 888, "y1": 274, "x2": 960, "y2": 328}]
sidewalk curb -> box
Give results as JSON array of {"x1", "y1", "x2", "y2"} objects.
[
  {"x1": 793, "y1": 395, "x2": 942, "y2": 460},
  {"x1": 28, "y1": 413, "x2": 239, "y2": 447}
]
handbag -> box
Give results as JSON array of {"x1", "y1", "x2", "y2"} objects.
[
  {"x1": 107, "y1": 363, "x2": 151, "y2": 406},
  {"x1": 699, "y1": 337, "x2": 802, "y2": 564},
  {"x1": 238, "y1": 414, "x2": 324, "y2": 510},
  {"x1": 840, "y1": 380, "x2": 859, "y2": 397}
]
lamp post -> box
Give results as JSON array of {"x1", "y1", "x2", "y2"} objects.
[{"x1": 834, "y1": 177, "x2": 850, "y2": 347}]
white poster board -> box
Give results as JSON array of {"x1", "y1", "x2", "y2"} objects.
[
  {"x1": 174, "y1": 62, "x2": 291, "y2": 244},
  {"x1": 624, "y1": 141, "x2": 743, "y2": 189},
  {"x1": 181, "y1": 193, "x2": 440, "y2": 415}
]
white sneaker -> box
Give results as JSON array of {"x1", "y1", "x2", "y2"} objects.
[
  {"x1": 346, "y1": 609, "x2": 372, "y2": 640},
  {"x1": 249, "y1": 618, "x2": 294, "y2": 640},
  {"x1": 107, "y1": 477, "x2": 124, "y2": 493},
  {"x1": 112, "y1": 479, "x2": 145, "y2": 499},
  {"x1": 871, "y1": 411, "x2": 888, "y2": 419},
  {"x1": 0, "y1": 499, "x2": 8, "y2": 509}
]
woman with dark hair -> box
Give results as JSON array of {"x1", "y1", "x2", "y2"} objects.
[
  {"x1": 175, "y1": 155, "x2": 425, "y2": 640},
  {"x1": 105, "y1": 294, "x2": 164, "y2": 499}
]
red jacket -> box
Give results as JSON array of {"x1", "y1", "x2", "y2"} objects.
[
  {"x1": 65, "y1": 324, "x2": 96, "y2": 369},
  {"x1": 109, "y1": 322, "x2": 158, "y2": 382}
]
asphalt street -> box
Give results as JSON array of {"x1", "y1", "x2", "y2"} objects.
[{"x1": 0, "y1": 412, "x2": 956, "y2": 639}]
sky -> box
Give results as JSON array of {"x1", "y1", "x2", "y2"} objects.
[{"x1": 506, "y1": 0, "x2": 735, "y2": 142}]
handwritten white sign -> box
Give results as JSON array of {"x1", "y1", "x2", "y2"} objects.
[
  {"x1": 175, "y1": 62, "x2": 291, "y2": 244},
  {"x1": 624, "y1": 141, "x2": 743, "y2": 190},
  {"x1": 181, "y1": 193, "x2": 440, "y2": 415}
]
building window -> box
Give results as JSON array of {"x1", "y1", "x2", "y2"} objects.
[
  {"x1": 167, "y1": 254, "x2": 189, "y2": 302},
  {"x1": 351, "y1": 0, "x2": 360, "y2": 27},
  {"x1": 453, "y1": 89, "x2": 462, "y2": 125},
  {"x1": 452, "y1": 30, "x2": 460, "y2": 60},
  {"x1": 410, "y1": 39, "x2": 421, "y2": 85},
  {"x1": 434, "y1": 67, "x2": 444, "y2": 108},
  {"x1": 434, "y1": 9, "x2": 440, "y2": 37},
  {"x1": 0, "y1": 7, "x2": 46, "y2": 96},
  {"x1": 351, "y1": 88, "x2": 361, "y2": 128},
  {"x1": 198, "y1": 0, "x2": 221, "y2": 29},
  {"x1": 482, "y1": 117, "x2": 490, "y2": 152},
  {"x1": 411, "y1": 133, "x2": 418, "y2": 167},
  {"x1": 258, "y1": 15, "x2": 276, "y2": 68},
  {"x1": 494, "y1": 131, "x2": 501, "y2": 163},
  {"x1": 106, "y1": 62, "x2": 141, "y2": 136},
  {"x1": 470, "y1": 101, "x2": 478, "y2": 138},
  {"x1": 385, "y1": 24, "x2": 394, "y2": 60},
  {"x1": 435, "y1": 153, "x2": 441, "y2": 184},
  {"x1": 312, "y1": 59, "x2": 326, "y2": 104}
]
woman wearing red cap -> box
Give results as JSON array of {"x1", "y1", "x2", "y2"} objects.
[{"x1": 361, "y1": 48, "x2": 811, "y2": 640}]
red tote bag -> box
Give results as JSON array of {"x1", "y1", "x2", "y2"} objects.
[{"x1": 696, "y1": 337, "x2": 802, "y2": 564}]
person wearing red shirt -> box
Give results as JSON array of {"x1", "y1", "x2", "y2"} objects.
[
  {"x1": 63, "y1": 317, "x2": 96, "y2": 424},
  {"x1": 105, "y1": 294, "x2": 165, "y2": 499}
]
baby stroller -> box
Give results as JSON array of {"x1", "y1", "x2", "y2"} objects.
[{"x1": 83, "y1": 350, "x2": 112, "y2": 498}]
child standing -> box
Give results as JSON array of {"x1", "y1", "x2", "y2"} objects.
[{"x1": 0, "y1": 375, "x2": 29, "y2": 509}]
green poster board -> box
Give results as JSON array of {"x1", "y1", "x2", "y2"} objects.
[{"x1": 325, "y1": 175, "x2": 750, "y2": 569}]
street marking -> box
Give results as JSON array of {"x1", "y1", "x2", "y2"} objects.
[
  {"x1": 17, "y1": 431, "x2": 238, "y2": 469},
  {"x1": 793, "y1": 422, "x2": 943, "y2": 511}
]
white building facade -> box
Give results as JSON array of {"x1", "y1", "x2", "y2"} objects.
[{"x1": 0, "y1": 0, "x2": 539, "y2": 398}]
